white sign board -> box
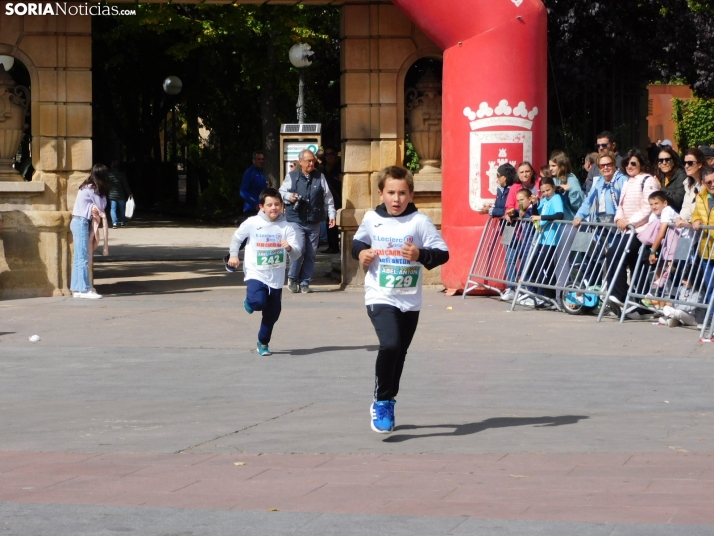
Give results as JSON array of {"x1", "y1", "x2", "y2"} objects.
[{"x1": 285, "y1": 143, "x2": 319, "y2": 161}]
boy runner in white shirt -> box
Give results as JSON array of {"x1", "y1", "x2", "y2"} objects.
[
  {"x1": 352, "y1": 166, "x2": 450, "y2": 433},
  {"x1": 227, "y1": 188, "x2": 302, "y2": 356}
]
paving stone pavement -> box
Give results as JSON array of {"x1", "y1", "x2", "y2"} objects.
[{"x1": 1, "y1": 218, "x2": 714, "y2": 534}]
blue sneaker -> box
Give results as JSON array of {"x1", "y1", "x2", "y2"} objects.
[
  {"x1": 370, "y1": 400, "x2": 393, "y2": 433},
  {"x1": 389, "y1": 399, "x2": 396, "y2": 429},
  {"x1": 244, "y1": 299, "x2": 254, "y2": 314},
  {"x1": 257, "y1": 342, "x2": 272, "y2": 356}
]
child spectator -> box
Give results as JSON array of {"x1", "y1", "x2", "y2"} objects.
[
  {"x1": 644, "y1": 191, "x2": 679, "y2": 266},
  {"x1": 657, "y1": 277, "x2": 703, "y2": 327},
  {"x1": 477, "y1": 163, "x2": 516, "y2": 217},
  {"x1": 226, "y1": 188, "x2": 302, "y2": 356},
  {"x1": 352, "y1": 166, "x2": 449, "y2": 434},
  {"x1": 548, "y1": 151, "x2": 583, "y2": 220},
  {"x1": 522, "y1": 177, "x2": 564, "y2": 305},
  {"x1": 501, "y1": 189, "x2": 536, "y2": 301},
  {"x1": 504, "y1": 161, "x2": 540, "y2": 220}
]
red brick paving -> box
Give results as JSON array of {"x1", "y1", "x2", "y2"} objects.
[{"x1": 1, "y1": 451, "x2": 714, "y2": 524}]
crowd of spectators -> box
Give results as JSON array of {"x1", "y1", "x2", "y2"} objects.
[{"x1": 480, "y1": 131, "x2": 714, "y2": 325}]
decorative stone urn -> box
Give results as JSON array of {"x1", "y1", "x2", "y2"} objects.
[
  {"x1": 405, "y1": 67, "x2": 442, "y2": 177},
  {"x1": 0, "y1": 65, "x2": 29, "y2": 182}
]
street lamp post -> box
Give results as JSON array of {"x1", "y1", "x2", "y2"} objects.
[
  {"x1": 288, "y1": 44, "x2": 314, "y2": 124},
  {"x1": 162, "y1": 76, "x2": 182, "y2": 163}
]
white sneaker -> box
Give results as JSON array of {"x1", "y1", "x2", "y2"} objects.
[
  {"x1": 667, "y1": 318, "x2": 680, "y2": 328},
  {"x1": 501, "y1": 289, "x2": 515, "y2": 301},
  {"x1": 75, "y1": 291, "x2": 102, "y2": 300},
  {"x1": 517, "y1": 295, "x2": 536, "y2": 307}
]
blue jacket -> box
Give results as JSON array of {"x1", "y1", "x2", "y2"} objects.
[
  {"x1": 490, "y1": 185, "x2": 511, "y2": 217},
  {"x1": 554, "y1": 173, "x2": 584, "y2": 220},
  {"x1": 575, "y1": 171, "x2": 627, "y2": 222},
  {"x1": 240, "y1": 165, "x2": 268, "y2": 212}
]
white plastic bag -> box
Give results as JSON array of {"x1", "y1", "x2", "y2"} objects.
[{"x1": 125, "y1": 197, "x2": 135, "y2": 219}]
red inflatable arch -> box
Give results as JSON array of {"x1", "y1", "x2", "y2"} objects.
[{"x1": 392, "y1": 0, "x2": 548, "y2": 290}]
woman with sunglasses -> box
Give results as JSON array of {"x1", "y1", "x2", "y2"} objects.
[
  {"x1": 606, "y1": 150, "x2": 660, "y2": 311},
  {"x1": 676, "y1": 148, "x2": 707, "y2": 225},
  {"x1": 573, "y1": 150, "x2": 626, "y2": 227},
  {"x1": 655, "y1": 146, "x2": 686, "y2": 212}
]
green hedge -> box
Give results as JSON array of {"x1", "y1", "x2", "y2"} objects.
[{"x1": 673, "y1": 97, "x2": 714, "y2": 150}]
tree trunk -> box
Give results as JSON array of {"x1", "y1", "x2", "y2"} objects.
[{"x1": 261, "y1": 36, "x2": 280, "y2": 187}]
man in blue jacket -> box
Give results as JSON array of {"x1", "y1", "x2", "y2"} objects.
[{"x1": 240, "y1": 151, "x2": 268, "y2": 217}]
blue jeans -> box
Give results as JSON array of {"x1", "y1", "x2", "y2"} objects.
[
  {"x1": 246, "y1": 279, "x2": 282, "y2": 344},
  {"x1": 288, "y1": 221, "x2": 321, "y2": 286},
  {"x1": 696, "y1": 257, "x2": 714, "y2": 304},
  {"x1": 110, "y1": 199, "x2": 126, "y2": 226},
  {"x1": 70, "y1": 216, "x2": 91, "y2": 292},
  {"x1": 504, "y1": 246, "x2": 518, "y2": 288}
]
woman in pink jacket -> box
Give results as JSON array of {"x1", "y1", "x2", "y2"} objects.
[
  {"x1": 606, "y1": 149, "x2": 660, "y2": 308},
  {"x1": 504, "y1": 161, "x2": 540, "y2": 220}
]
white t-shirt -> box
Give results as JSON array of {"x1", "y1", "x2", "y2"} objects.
[
  {"x1": 354, "y1": 209, "x2": 448, "y2": 312},
  {"x1": 231, "y1": 214, "x2": 302, "y2": 289},
  {"x1": 648, "y1": 205, "x2": 679, "y2": 224}
]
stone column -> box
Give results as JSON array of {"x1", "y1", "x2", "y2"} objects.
[
  {"x1": 339, "y1": 1, "x2": 443, "y2": 287},
  {"x1": 0, "y1": 11, "x2": 92, "y2": 298}
]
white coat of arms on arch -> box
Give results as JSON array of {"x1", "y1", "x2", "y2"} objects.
[{"x1": 463, "y1": 100, "x2": 538, "y2": 211}]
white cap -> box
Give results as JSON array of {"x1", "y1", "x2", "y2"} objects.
[{"x1": 660, "y1": 139, "x2": 673, "y2": 147}]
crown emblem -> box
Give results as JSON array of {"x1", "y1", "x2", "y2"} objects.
[{"x1": 463, "y1": 100, "x2": 538, "y2": 131}]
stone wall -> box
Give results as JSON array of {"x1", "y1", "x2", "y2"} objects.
[
  {"x1": 0, "y1": 10, "x2": 92, "y2": 298},
  {"x1": 338, "y1": 1, "x2": 443, "y2": 286}
]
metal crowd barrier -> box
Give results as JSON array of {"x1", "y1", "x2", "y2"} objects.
[
  {"x1": 622, "y1": 223, "x2": 714, "y2": 339},
  {"x1": 510, "y1": 220, "x2": 635, "y2": 321},
  {"x1": 463, "y1": 216, "x2": 529, "y2": 297}
]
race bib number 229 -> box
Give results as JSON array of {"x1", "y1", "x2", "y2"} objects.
[{"x1": 378, "y1": 264, "x2": 420, "y2": 294}]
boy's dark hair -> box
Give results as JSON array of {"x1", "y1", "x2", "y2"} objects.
[
  {"x1": 259, "y1": 188, "x2": 283, "y2": 206},
  {"x1": 377, "y1": 166, "x2": 414, "y2": 193},
  {"x1": 648, "y1": 190, "x2": 668, "y2": 203},
  {"x1": 516, "y1": 188, "x2": 532, "y2": 198}
]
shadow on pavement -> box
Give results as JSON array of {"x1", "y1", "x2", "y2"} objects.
[
  {"x1": 273, "y1": 345, "x2": 379, "y2": 356},
  {"x1": 0, "y1": 332, "x2": 16, "y2": 337},
  {"x1": 384, "y1": 415, "x2": 589, "y2": 442}
]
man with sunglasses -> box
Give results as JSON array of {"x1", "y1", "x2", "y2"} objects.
[{"x1": 585, "y1": 131, "x2": 623, "y2": 194}]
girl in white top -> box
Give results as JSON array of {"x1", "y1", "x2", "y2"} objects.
[{"x1": 352, "y1": 166, "x2": 449, "y2": 434}]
